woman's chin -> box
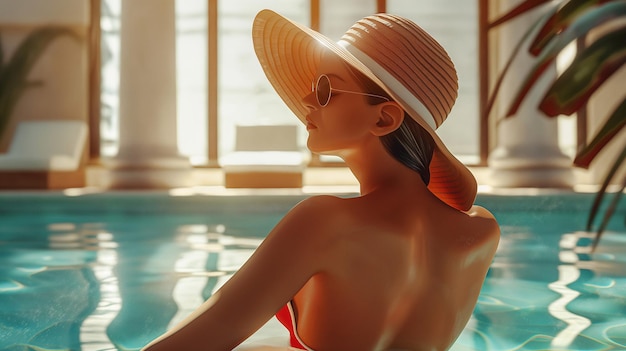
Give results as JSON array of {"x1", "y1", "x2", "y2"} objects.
[
  {"x1": 307, "y1": 140, "x2": 333, "y2": 155},
  {"x1": 307, "y1": 145, "x2": 337, "y2": 157}
]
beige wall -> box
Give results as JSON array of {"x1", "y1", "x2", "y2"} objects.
[{"x1": 0, "y1": 0, "x2": 90, "y2": 151}]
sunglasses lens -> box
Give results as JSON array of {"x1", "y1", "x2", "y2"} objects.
[{"x1": 316, "y1": 75, "x2": 331, "y2": 107}]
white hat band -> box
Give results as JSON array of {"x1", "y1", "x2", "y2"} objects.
[{"x1": 338, "y1": 40, "x2": 438, "y2": 130}]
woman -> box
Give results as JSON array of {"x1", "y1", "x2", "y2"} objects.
[{"x1": 142, "y1": 9, "x2": 499, "y2": 351}]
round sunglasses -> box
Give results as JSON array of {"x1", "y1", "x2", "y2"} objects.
[{"x1": 312, "y1": 74, "x2": 390, "y2": 107}]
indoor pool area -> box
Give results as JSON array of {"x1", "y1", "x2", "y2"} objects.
[
  {"x1": 2, "y1": 0, "x2": 625, "y2": 350},
  {"x1": 0, "y1": 191, "x2": 625, "y2": 351}
]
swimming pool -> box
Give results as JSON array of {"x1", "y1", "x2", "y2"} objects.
[{"x1": 0, "y1": 191, "x2": 624, "y2": 350}]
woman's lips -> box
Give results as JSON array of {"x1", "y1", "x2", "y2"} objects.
[{"x1": 306, "y1": 119, "x2": 317, "y2": 130}]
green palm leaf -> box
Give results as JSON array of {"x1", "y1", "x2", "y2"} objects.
[
  {"x1": 485, "y1": 6, "x2": 559, "y2": 122},
  {"x1": 529, "y1": 0, "x2": 616, "y2": 55},
  {"x1": 539, "y1": 27, "x2": 626, "y2": 116},
  {"x1": 506, "y1": 1, "x2": 626, "y2": 117},
  {"x1": 0, "y1": 34, "x2": 4, "y2": 76},
  {"x1": 490, "y1": 0, "x2": 554, "y2": 28},
  {"x1": 0, "y1": 26, "x2": 78, "y2": 139},
  {"x1": 574, "y1": 100, "x2": 626, "y2": 168}
]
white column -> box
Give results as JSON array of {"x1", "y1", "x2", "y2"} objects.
[
  {"x1": 488, "y1": 0, "x2": 574, "y2": 188},
  {"x1": 106, "y1": 0, "x2": 192, "y2": 188}
]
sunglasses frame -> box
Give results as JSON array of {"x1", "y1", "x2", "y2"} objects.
[{"x1": 313, "y1": 74, "x2": 390, "y2": 107}]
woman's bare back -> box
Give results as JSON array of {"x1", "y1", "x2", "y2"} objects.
[{"x1": 290, "y1": 191, "x2": 500, "y2": 350}]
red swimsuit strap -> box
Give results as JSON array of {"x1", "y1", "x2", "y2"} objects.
[{"x1": 275, "y1": 303, "x2": 307, "y2": 349}]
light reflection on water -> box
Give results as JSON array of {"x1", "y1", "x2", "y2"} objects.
[
  {"x1": 0, "y1": 193, "x2": 625, "y2": 351},
  {"x1": 549, "y1": 234, "x2": 591, "y2": 348}
]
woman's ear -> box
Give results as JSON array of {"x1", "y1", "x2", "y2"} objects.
[{"x1": 371, "y1": 102, "x2": 404, "y2": 136}]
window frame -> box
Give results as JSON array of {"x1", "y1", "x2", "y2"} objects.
[{"x1": 88, "y1": 0, "x2": 492, "y2": 168}]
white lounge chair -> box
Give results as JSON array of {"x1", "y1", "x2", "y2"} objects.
[
  {"x1": 220, "y1": 124, "x2": 309, "y2": 188},
  {"x1": 0, "y1": 120, "x2": 87, "y2": 189}
]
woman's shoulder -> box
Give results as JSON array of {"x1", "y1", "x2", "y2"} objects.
[
  {"x1": 280, "y1": 195, "x2": 368, "y2": 240},
  {"x1": 450, "y1": 205, "x2": 500, "y2": 252},
  {"x1": 295, "y1": 194, "x2": 347, "y2": 208},
  {"x1": 465, "y1": 205, "x2": 500, "y2": 237},
  {"x1": 465, "y1": 204, "x2": 497, "y2": 221},
  {"x1": 291, "y1": 194, "x2": 361, "y2": 217},
  {"x1": 423, "y1": 201, "x2": 500, "y2": 253},
  {"x1": 278, "y1": 195, "x2": 351, "y2": 233}
]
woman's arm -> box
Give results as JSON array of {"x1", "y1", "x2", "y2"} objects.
[{"x1": 141, "y1": 195, "x2": 339, "y2": 351}]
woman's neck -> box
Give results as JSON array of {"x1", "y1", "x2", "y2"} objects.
[{"x1": 338, "y1": 138, "x2": 427, "y2": 196}]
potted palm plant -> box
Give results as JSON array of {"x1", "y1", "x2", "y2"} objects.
[
  {"x1": 485, "y1": 0, "x2": 626, "y2": 249},
  {"x1": 0, "y1": 26, "x2": 78, "y2": 142}
]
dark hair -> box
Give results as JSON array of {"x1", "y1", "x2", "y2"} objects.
[{"x1": 345, "y1": 65, "x2": 435, "y2": 185}]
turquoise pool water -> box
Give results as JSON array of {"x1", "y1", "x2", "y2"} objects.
[{"x1": 0, "y1": 191, "x2": 625, "y2": 351}]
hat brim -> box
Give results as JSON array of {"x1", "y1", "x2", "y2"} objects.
[{"x1": 252, "y1": 9, "x2": 477, "y2": 211}]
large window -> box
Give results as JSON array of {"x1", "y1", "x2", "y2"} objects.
[
  {"x1": 99, "y1": 0, "x2": 121, "y2": 157},
  {"x1": 217, "y1": 0, "x2": 309, "y2": 161},
  {"x1": 176, "y1": 0, "x2": 208, "y2": 164},
  {"x1": 98, "y1": 0, "x2": 481, "y2": 165}
]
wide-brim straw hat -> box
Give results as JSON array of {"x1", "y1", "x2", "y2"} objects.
[{"x1": 252, "y1": 9, "x2": 477, "y2": 211}]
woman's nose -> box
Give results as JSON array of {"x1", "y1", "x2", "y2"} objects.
[{"x1": 301, "y1": 91, "x2": 318, "y2": 111}]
